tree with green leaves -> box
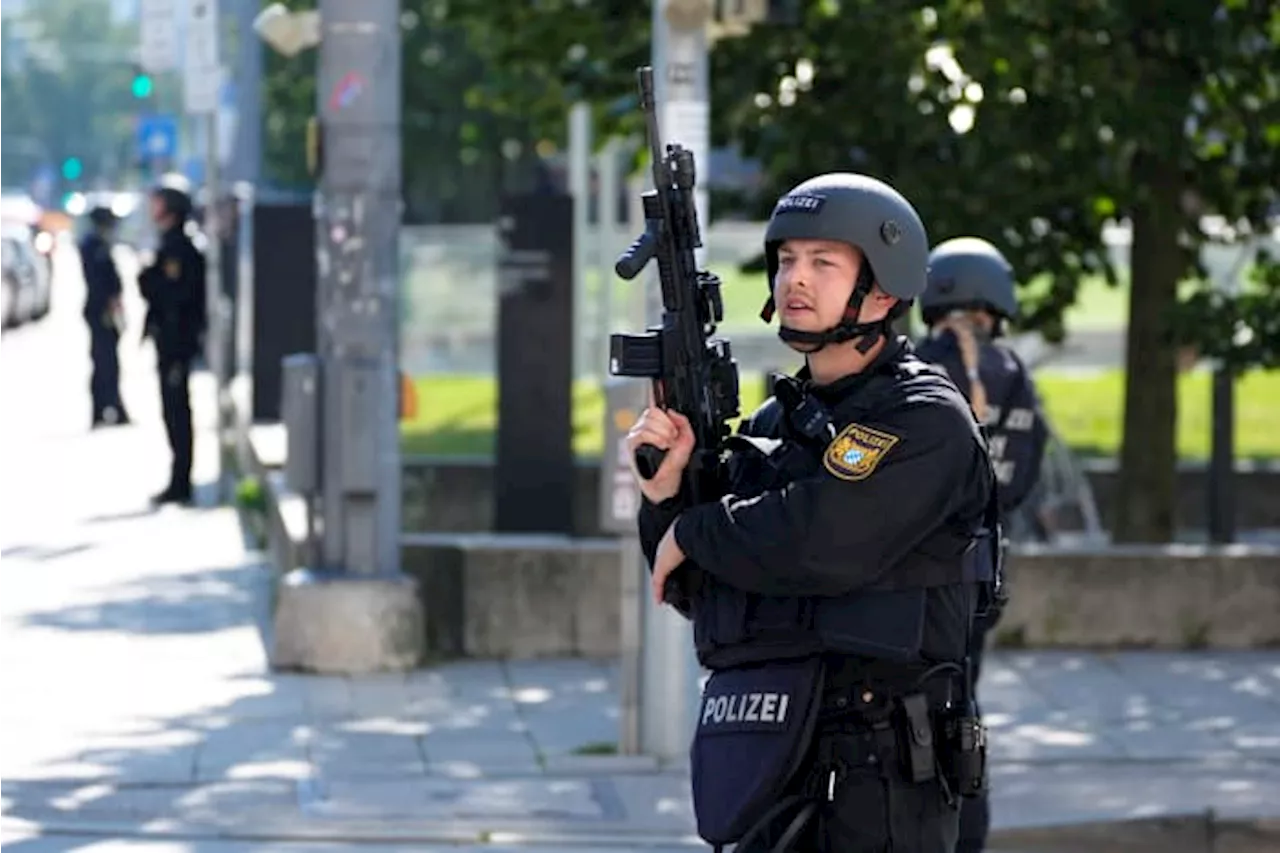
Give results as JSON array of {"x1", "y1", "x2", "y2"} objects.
[
  {"x1": 1, "y1": 0, "x2": 147, "y2": 193},
  {"x1": 438, "y1": 0, "x2": 649, "y2": 143},
  {"x1": 276, "y1": 0, "x2": 1279, "y2": 541},
  {"x1": 447, "y1": 0, "x2": 1280, "y2": 542},
  {"x1": 908, "y1": 0, "x2": 1279, "y2": 542},
  {"x1": 262, "y1": 0, "x2": 560, "y2": 222}
]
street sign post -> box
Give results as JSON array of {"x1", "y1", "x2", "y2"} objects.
[
  {"x1": 183, "y1": 0, "x2": 228, "y2": 499},
  {"x1": 137, "y1": 115, "x2": 178, "y2": 165},
  {"x1": 139, "y1": 0, "x2": 178, "y2": 73},
  {"x1": 184, "y1": 0, "x2": 222, "y2": 116}
]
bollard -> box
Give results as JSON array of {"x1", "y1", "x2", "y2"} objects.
[{"x1": 281, "y1": 352, "x2": 321, "y2": 565}]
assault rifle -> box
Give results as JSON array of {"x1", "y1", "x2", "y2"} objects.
[{"x1": 609, "y1": 65, "x2": 741, "y2": 507}]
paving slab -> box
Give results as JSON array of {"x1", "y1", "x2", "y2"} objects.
[{"x1": 5, "y1": 250, "x2": 1280, "y2": 848}]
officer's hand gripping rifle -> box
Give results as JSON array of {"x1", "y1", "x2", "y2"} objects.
[{"x1": 609, "y1": 66, "x2": 741, "y2": 506}]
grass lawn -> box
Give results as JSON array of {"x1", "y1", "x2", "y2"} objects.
[{"x1": 401, "y1": 368, "x2": 1280, "y2": 461}]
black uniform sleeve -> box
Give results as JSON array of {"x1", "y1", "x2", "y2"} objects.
[
  {"x1": 672, "y1": 404, "x2": 990, "y2": 598},
  {"x1": 94, "y1": 244, "x2": 123, "y2": 300},
  {"x1": 139, "y1": 253, "x2": 163, "y2": 303},
  {"x1": 637, "y1": 491, "x2": 688, "y2": 567},
  {"x1": 634, "y1": 396, "x2": 781, "y2": 568},
  {"x1": 187, "y1": 242, "x2": 208, "y2": 335}
]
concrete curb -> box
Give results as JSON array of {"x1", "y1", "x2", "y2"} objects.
[{"x1": 8, "y1": 805, "x2": 1280, "y2": 852}]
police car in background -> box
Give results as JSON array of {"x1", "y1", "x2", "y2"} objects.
[{"x1": 1, "y1": 192, "x2": 57, "y2": 328}]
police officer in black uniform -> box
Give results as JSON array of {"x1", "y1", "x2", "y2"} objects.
[
  {"x1": 917, "y1": 237, "x2": 1049, "y2": 532},
  {"x1": 914, "y1": 236, "x2": 1049, "y2": 853},
  {"x1": 79, "y1": 206, "x2": 131, "y2": 428},
  {"x1": 628, "y1": 174, "x2": 998, "y2": 853},
  {"x1": 139, "y1": 182, "x2": 206, "y2": 505}
]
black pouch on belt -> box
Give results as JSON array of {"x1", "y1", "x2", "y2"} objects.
[
  {"x1": 690, "y1": 655, "x2": 826, "y2": 846},
  {"x1": 899, "y1": 692, "x2": 938, "y2": 783}
]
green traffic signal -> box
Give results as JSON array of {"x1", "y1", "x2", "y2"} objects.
[
  {"x1": 131, "y1": 73, "x2": 153, "y2": 98},
  {"x1": 61, "y1": 157, "x2": 83, "y2": 180}
]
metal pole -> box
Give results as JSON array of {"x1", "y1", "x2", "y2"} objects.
[
  {"x1": 637, "y1": 0, "x2": 712, "y2": 765},
  {"x1": 315, "y1": 0, "x2": 402, "y2": 576},
  {"x1": 569, "y1": 102, "x2": 593, "y2": 380},
  {"x1": 596, "y1": 138, "x2": 622, "y2": 376},
  {"x1": 230, "y1": 0, "x2": 263, "y2": 185},
  {"x1": 1207, "y1": 364, "x2": 1236, "y2": 543},
  {"x1": 1204, "y1": 238, "x2": 1250, "y2": 545},
  {"x1": 232, "y1": 180, "x2": 255, "y2": 477},
  {"x1": 204, "y1": 111, "x2": 227, "y2": 501}
]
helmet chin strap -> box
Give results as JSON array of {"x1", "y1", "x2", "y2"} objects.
[{"x1": 759, "y1": 263, "x2": 888, "y2": 356}]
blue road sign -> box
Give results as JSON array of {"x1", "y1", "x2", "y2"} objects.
[{"x1": 137, "y1": 115, "x2": 178, "y2": 161}]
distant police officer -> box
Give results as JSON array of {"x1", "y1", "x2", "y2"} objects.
[
  {"x1": 79, "y1": 206, "x2": 131, "y2": 428},
  {"x1": 917, "y1": 238, "x2": 1050, "y2": 542},
  {"x1": 628, "y1": 174, "x2": 999, "y2": 853},
  {"x1": 139, "y1": 181, "x2": 206, "y2": 505},
  {"x1": 916, "y1": 236, "x2": 1050, "y2": 853}
]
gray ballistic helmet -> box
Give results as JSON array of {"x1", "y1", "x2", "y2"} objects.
[
  {"x1": 761, "y1": 173, "x2": 930, "y2": 352},
  {"x1": 922, "y1": 237, "x2": 1019, "y2": 324}
]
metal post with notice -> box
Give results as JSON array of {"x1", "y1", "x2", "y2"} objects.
[
  {"x1": 598, "y1": 378, "x2": 651, "y2": 754},
  {"x1": 269, "y1": 0, "x2": 425, "y2": 675},
  {"x1": 183, "y1": 0, "x2": 226, "y2": 498},
  {"x1": 628, "y1": 0, "x2": 718, "y2": 764},
  {"x1": 1203, "y1": 235, "x2": 1253, "y2": 545}
]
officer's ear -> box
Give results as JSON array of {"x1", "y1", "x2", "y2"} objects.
[{"x1": 865, "y1": 285, "x2": 899, "y2": 321}]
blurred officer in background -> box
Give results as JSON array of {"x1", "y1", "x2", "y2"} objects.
[
  {"x1": 79, "y1": 206, "x2": 131, "y2": 428},
  {"x1": 916, "y1": 236, "x2": 1050, "y2": 853},
  {"x1": 139, "y1": 181, "x2": 206, "y2": 506}
]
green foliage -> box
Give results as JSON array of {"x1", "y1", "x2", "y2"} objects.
[
  {"x1": 438, "y1": 0, "x2": 1278, "y2": 358},
  {"x1": 261, "y1": 0, "x2": 573, "y2": 221},
  {"x1": 1, "y1": 2, "x2": 146, "y2": 190},
  {"x1": 235, "y1": 476, "x2": 267, "y2": 513},
  {"x1": 268, "y1": 0, "x2": 1278, "y2": 541},
  {"x1": 439, "y1": 0, "x2": 650, "y2": 148},
  {"x1": 1171, "y1": 256, "x2": 1280, "y2": 370},
  {"x1": 399, "y1": 369, "x2": 1280, "y2": 461},
  {"x1": 261, "y1": 0, "x2": 318, "y2": 191}
]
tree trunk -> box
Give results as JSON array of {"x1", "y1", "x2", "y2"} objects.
[{"x1": 1114, "y1": 156, "x2": 1183, "y2": 542}]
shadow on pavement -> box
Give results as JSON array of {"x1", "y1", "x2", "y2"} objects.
[{"x1": 16, "y1": 563, "x2": 266, "y2": 636}]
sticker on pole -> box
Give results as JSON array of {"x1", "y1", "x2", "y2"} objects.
[{"x1": 329, "y1": 72, "x2": 367, "y2": 111}]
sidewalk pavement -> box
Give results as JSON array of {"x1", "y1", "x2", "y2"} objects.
[{"x1": 4, "y1": 245, "x2": 1280, "y2": 850}]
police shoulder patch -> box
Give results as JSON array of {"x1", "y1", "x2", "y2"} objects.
[
  {"x1": 164, "y1": 258, "x2": 181, "y2": 280},
  {"x1": 823, "y1": 422, "x2": 901, "y2": 482}
]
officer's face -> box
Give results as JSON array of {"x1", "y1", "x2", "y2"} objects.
[{"x1": 774, "y1": 239, "x2": 861, "y2": 330}]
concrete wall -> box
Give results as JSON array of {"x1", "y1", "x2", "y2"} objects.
[
  {"x1": 401, "y1": 456, "x2": 1280, "y2": 537},
  {"x1": 398, "y1": 534, "x2": 1280, "y2": 659},
  {"x1": 250, "y1": 429, "x2": 1280, "y2": 660},
  {"x1": 400, "y1": 534, "x2": 622, "y2": 660}
]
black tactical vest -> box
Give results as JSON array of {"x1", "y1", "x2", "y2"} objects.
[
  {"x1": 691, "y1": 357, "x2": 996, "y2": 672},
  {"x1": 915, "y1": 333, "x2": 1048, "y2": 515}
]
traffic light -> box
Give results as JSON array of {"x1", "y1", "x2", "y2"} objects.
[
  {"x1": 131, "y1": 71, "x2": 154, "y2": 99},
  {"x1": 61, "y1": 157, "x2": 83, "y2": 181}
]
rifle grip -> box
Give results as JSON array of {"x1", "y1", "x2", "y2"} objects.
[{"x1": 635, "y1": 444, "x2": 667, "y2": 480}]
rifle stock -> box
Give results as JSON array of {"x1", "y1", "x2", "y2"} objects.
[{"x1": 609, "y1": 65, "x2": 741, "y2": 506}]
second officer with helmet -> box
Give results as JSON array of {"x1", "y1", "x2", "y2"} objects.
[
  {"x1": 627, "y1": 173, "x2": 999, "y2": 852},
  {"x1": 915, "y1": 236, "x2": 1050, "y2": 853},
  {"x1": 916, "y1": 237, "x2": 1049, "y2": 537}
]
